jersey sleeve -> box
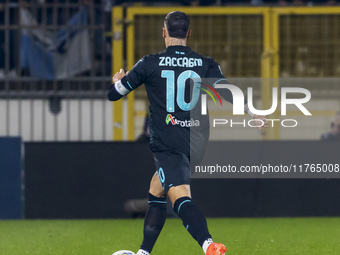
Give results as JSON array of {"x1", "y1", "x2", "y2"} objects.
[
  {"x1": 107, "y1": 57, "x2": 147, "y2": 101},
  {"x1": 206, "y1": 58, "x2": 234, "y2": 104},
  {"x1": 206, "y1": 58, "x2": 248, "y2": 105},
  {"x1": 121, "y1": 57, "x2": 148, "y2": 90},
  {"x1": 207, "y1": 58, "x2": 226, "y2": 81}
]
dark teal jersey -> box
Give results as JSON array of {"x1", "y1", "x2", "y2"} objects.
[{"x1": 108, "y1": 45, "x2": 233, "y2": 156}]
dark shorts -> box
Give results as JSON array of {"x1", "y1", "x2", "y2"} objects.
[{"x1": 154, "y1": 151, "x2": 191, "y2": 193}]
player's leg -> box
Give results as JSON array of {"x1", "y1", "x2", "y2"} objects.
[
  {"x1": 168, "y1": 185, "x2": 226, "y2": 255},
  {"x1": 137, "y1": 172, "x2": 167, "y2": 255},
  {"x1": 148, "y1": 171, "x2": 166, "y2": 198}
]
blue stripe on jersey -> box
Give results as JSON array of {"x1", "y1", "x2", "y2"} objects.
[
  {"x1": 126, "y1": 81, "x2": 133, "y2": 90},
  {"x1": 212, "y1": 78, "x2": 228, "y2": 88}
]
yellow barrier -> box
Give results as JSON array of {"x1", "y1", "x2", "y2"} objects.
[{"x1": 112, "y1": 7, "x2": 124, "y2": 140}]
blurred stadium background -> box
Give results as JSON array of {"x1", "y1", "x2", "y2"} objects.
[
  {"x1": 1, "y1": 1, "x2": 340, "y2": 254},
  {"x1": 0, "y1": 0, "x2": 340, "y2": 141}
]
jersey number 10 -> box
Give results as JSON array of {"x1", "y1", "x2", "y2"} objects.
[{"x1": 161, "y1": 70, "x2": 201, "y2": 112}]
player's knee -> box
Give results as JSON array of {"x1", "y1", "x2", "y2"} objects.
[
  {"x1": 148, "y1": 193, "x2": 167, "y2": 209},
  {"x1": 149, "y1": 188, "x2": 166, "y2": 198},
  {"x1": 168, "y1": 184, "x2": 191, "y2": 205}
]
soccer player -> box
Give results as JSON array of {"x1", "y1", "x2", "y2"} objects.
[{"x1": 108, "y1": 11, "x2": 267, "y2": 255}]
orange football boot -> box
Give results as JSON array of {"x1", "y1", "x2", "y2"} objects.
[{"x1": 206, "y1": 243, "x2": 226, "y2": 255}]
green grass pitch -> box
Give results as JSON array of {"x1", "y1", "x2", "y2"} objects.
[{"x1": 1, "y1": 217, "x2": 339, "y2": 255}]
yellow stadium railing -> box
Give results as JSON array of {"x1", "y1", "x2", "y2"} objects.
[{"x1": 112, "y1": 6, "x2": 124, "y2": 140}]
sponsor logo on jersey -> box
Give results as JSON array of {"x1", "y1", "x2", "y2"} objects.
[
  {"x1": 165, "y1": 114, "x2": 200, "y2": 127},
  {"x1": 166, "y1": 114, "x2": 176, "y2": 125}
]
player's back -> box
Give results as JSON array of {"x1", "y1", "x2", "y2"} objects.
[
  {"x1": 108, "y1": 45, "x2": 225, "y2": 156},
  {"x1": 141, "y1": 45, "x2": 221, "y2": 155}
]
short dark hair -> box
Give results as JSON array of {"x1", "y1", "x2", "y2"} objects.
[{"x1": 164, "y1": 11, "x2": 190, "y2": 39}]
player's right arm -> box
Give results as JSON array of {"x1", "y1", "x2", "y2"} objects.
[
  {"x1": 107, "y1": 69, "x2": 129, "y2": 101},
  {"x1": 108, "y1": 57, "x2": 147, "y2": 101}
]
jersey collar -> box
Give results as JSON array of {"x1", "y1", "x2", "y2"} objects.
[{"x1": 165, "y1": 45, "x2": 191, "y2": 53}]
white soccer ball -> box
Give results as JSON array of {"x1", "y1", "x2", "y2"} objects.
[{"x1": 112, "y1": 250, "x2": 135, "y2": 255}]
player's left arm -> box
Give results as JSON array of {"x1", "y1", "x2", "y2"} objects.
[
  {"x1": 108, "y1": 57, "x2": 147, "y2": 101},
  {"x1": 208, "y1": 59, "x2": 268, "y2": 131}
]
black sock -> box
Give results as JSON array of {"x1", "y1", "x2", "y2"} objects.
[
  {"x1": 173, "y1": 197, "x2": 212, "y2": 247},
  {"x1": 140, "y1": 193, "x2": 167, "y2": 253}
]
